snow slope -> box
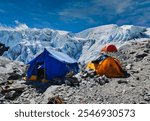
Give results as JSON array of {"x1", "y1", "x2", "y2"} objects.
[{"x1": 0, "y1": 24, "x2": 150, "y2": 64}]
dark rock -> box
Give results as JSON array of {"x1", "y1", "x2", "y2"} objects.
[
  {"x1": 117, "y1": 79, "x2": 128, "y2": 84},
  {"x1": 130, "y1": 84, "x2": 136, "y2": 87},
  {"x1": 0, "y1": 99, "x2": 5, "y2": 104},
  {"x1": 136, "y1": 77, "x2": 140, "y2": 80},
  {"x1": 98, "y1": 78, "x2": 105, "y2": 85},
  {"x1": 144, "y1": 49, "x2": 150, "y2": 53},
  {"x1": 135, "y1": 53, "x2": 148, "y2": 61},
  {"x1": 65, "y1": 77, "x2": 79, "y2": 87},
  {"x1": 144, "y1": 95, "x2": 150, "y2": 102},
  {"x1": 8, "y1": 73, "x2": 21, "y2": 80},
  {"x1": 129, "y1": 51, "x2": 136, "y2": 54},
  {"x1": 5, "y1": 90, "x2": 22, "y2": 100},
  {"x1": 105, "y1": 78, "x2": 109, "y2": 83},
  {"x1": 50, "y1": 78, "x2": 64, "y2": 85},
  {"x1": 0, "y1": 43, "x2": 9, "y2": 56},
  {"x1": 131, "y1": 70, "x2": 139, "y2": 74},
  {"x1": 146, "y1": 42, "x2": 150, "y2": 48}
]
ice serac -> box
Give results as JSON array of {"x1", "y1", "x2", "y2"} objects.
[
  {"x1": 0, "y1": 24, "x2": 84, "y2": 63},
  {"x1": 0, "y1": 24, "x2": 150, "y2": 63},
  {"x1": 77, "y1": 24, "x2": 150, "y2": 63}
]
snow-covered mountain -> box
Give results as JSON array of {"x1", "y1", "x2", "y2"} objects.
[
  {"x1": 77, "y1": 24, "x2": 150, "y2": 63},
  {"x1": 0, "y1": 24, "x2": 85, "y2": 63},
  {"x1": 0, "y1": 24, "x2": 150, "y2": 64}
]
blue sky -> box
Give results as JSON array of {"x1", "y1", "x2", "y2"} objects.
[{"x1": 0, "y1": 0, "x2": 150, "y2": 32}]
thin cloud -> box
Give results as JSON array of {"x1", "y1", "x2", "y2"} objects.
[
  {"x1": 93, "y1": 0, "x2": 134, "y2": 13},
  {"x1": 58, "y1": 0, "x2": 135, "y2": 25},
  {"x1": 1, "y1": 0, "x2": 150, "y2": 32},
  {"x1": 57, "y1": 0, "x2": 150, "y2": 28}
]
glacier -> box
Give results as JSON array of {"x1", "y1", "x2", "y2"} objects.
[
  {"x1": 0, "y1": 24, "x2": 150, "y2": 64},
  {"x1": 0, "y1": 24, "x2": 85, "y2": 63}
]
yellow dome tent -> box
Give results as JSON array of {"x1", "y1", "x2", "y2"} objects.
[{"x1": 87, "y1": 56, "x2": 125, "y2": 78}]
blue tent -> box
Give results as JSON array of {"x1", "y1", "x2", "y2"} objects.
[{"x1": 27, "y1": 48, "x2": 79, "y2": 82}]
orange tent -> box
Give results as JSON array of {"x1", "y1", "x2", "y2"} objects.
[
  {"x1": 87, "y1": 57, "x2": 125, "y2": 78},
  {"x1": 101, "y1": 44, "x2": 117, "y2": 52}
]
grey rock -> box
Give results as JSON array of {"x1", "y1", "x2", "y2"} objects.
[
  {"x1": 5, "y1": 90, "x2": 21, "y2": 100},
  {"x1": 65, "y1": 80, "x2": 72, "y2": 86},
  {"x1": 65, "y1": 77, "x2": 79, "y2": 87}
]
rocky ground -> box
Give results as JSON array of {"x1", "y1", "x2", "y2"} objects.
[{"x1": 0, "y1": 40, "x2": 150, "y2": 104}]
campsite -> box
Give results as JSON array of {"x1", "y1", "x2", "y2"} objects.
[{"x1": 0, "y1": 39, "x2": 150, "y2": 104}]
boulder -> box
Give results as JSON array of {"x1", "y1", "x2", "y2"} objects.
[
  {"x1": 4, "y1": 90, "x2": 22, "y2": 100},
  {"x1": 65, "y1": 77, "x2": 79, "y2": 87}
]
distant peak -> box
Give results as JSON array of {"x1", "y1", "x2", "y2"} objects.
[
  {"x1": 15, "y1": 24, "x2": 29, "y2": 30},
  {"x1": 0, "y1": 23, "x2": 29, "y2": 31}
]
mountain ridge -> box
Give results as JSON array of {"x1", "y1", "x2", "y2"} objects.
[{"x1": 0, "y1": 24, "x2": 150, "y2": 63}]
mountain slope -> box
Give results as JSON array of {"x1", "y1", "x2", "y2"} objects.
[
  {"x1": 1, "y1": 40, "x2": 150, "y2": 104},
  {"x1": 77, "y1": 24, "x2": 150, "y2": 63},
  {"x1": 0, "y1": 24, "x2": 85, "y2": 63},
  {"x1": 0, "y1": 24, "x2": 150, "y2": 63}
]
